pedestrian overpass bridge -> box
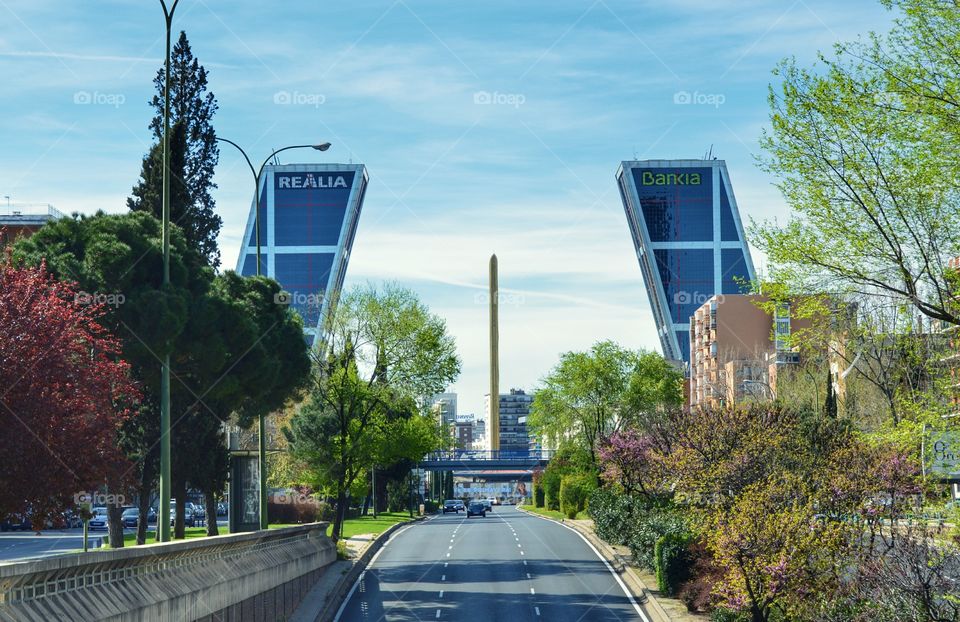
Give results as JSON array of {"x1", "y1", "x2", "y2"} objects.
[{"x1": 419, "y1": 449, "x2": 554, "y2": 471}]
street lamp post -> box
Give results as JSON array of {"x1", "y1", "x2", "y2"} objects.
[
  {"x1": 216, "y1": 138, "x2": 330, "y2": 530},
  {"x1": 158, "y1": 0, "x2": 180, "y2": 544}
]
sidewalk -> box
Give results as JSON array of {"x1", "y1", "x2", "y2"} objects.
[{"x1": 520, "y1": 507, "x2": 706, "y2": 622}]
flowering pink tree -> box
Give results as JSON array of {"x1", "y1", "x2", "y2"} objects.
[{"x1": 598, "y1": 428, "x2": 665, "y2": 496}]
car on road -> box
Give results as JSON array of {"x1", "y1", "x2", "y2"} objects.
[
  {"x1": 490, "y1": 497, "x2": 501, "y2": 506},
  {"x1": 466, "y1": 501, "x2": 486, "y2": 518},
  {"x1": 442, "y1": 500, "x2": 461, "y2": 514},
  {"x1": 481, "y1": 499, "x2": 493, "y2": 512}
]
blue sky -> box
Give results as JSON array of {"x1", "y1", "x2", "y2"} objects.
[{"x1": 0, "y1": 0, "x2": 893, "y2": 417}]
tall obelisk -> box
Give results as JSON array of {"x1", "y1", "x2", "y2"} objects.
[{"x1": 489, "y1": 254, "x2": 500, "y2": 451}]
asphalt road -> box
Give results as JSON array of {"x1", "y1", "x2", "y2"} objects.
[
  {"x1": 335, "y1": 505, "x2": 647, "y2": 622},
  {"x1": 0, "y1": 519, "x2": 229, "y2": 563}
]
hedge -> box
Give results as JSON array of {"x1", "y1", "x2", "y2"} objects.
[
  {"x1": 654, "y1": 531, "x2": 691, "y2": 595},
  {"x1": 543, "y1": 470, "x2": 563, "y2": 511},
  {"x1": 559, "y1": 474, "x2": 594, "y2": 519}
]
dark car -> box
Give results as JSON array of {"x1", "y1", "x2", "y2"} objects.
[
  {"x1": 466, "y1": 501, "x2": 486, "y2": 518},
  {"x1": 0, "y1": 515, "x2": 32, "y2": 532},
  {"x1": 442, "y1": 500, "x2": 461, "y2": 514},
  {"x1": 481, "y1": 499, "x2": 493, "y2": 513},
  {"x1": 120, "y1": 507, "x2": 140, "y2": 528}
]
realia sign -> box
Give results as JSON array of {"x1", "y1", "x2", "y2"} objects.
[{"x1": 276, "y1": 173, "x2": 349, "y2": 189}]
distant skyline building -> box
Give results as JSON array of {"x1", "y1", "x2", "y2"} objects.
[
  {"x1": 431, "y1": 392, "x2": 458, "y2": 428},
  {"x1": 617, "y1": 159, "x2": 757, "y2": 365},
  {"x1": 486, "y1": 389, "x2": 532, "y2": 453},
  {"x1": 236, "y1": 163, "x2": 368, "y2": 347},
  {"x1": 0, "y1": 203, "x2": 64, "y2": 249}
]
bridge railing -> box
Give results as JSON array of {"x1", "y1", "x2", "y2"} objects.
[{"x1": 422, "y1": 449, "x2": 555, "y2": 462}]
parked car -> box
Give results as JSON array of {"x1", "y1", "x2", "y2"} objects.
[
  {"x1": 442, "y1": 500, "x2": 461, "y2": 514},
  {"x1": 0, "y1": 515, "x2": 33, "y2": 532},
  {"x1": 170, "y1": 506, "x2": 196, "y2": 527},
  {"x1": 120, "y1": 507, "x2": 140, "y2": 528},
  {"x1": 88, "y1": 507, "x2": 108, "y2": 531},
  {"x1": 466, "y1": 501, "x2": 486, "y2": 518}
]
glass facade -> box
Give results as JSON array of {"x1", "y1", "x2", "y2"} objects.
[
  {"x1": 617, "y1": 160, "x2": 756, "y2": 366},
  {"x1": 498, "y1": 390, "x2": 533, "y2": 454},
  {"x1": 237, "y1": 164, "x2": 368, "y2": 347}
]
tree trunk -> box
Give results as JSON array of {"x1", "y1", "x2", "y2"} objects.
[
  {"x1": 107, "y1": 501, "x2": 124, "y2": 548},
  {"x1": 204, "y1": 490, "x2": 218, "y2": 537},
  {"x1": 174, "y1": 479, "x2": 186, "y2": 539},
  {"x1": 136, "y1": 482, "x2": 152, "y2": 545},
  {"x1": 332, "y1": 487, "x2": 347, "y2": 541}
]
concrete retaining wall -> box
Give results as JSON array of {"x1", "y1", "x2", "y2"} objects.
[{"x1": 0, "y1": 523, "x2": 335, "y2": 622}]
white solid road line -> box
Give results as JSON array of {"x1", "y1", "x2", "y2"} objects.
[
  {"x1": 334, "y1": 513, "x2": 463, "y2": 622},
  {"x1": 521, "y1": 509, "x2": 651, "y2": 622}
]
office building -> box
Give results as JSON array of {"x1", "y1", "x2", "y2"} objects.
[
  {"x1": 486, "y1": 389, "x2": 533, "y2": 453},
  {"x1": 236, "y1": 164, "x2": 368, "y2": 347},
  {"x1": 431, "y1": 393, "x2": 458, "y2": 428},
  {"x1": 617, "y1": 159, "x2": 756, "y2": 365},
  {"x1": 0, "y1": 204, "x2": 64, "y2": 248}
]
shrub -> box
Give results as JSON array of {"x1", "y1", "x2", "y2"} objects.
[
  {"x1": 589, "y1": 488, "x2": 640, "y2": 546},
  {"x1": 676, "y1": 539, "x2": 722, "y2": 613},
  {"x1": 543, "y1": 470, "x2": 562, "y2": 511},
  {"x1": 423, "y1": 499, "x2": 438, "y2": 513},
  {"x1": 533, "y1": 471, "x2": 546, "y2": 508},
  {"x1": 628, "y1": 506, "x2": 688, "y2": 571},
  {"x1": 560, "y1": 474, "x2": 594, "y2": 519},
  {"x1": 654, "y1": 531, "x2": 692, "y2": 595}
]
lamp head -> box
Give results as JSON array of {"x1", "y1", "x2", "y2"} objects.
[{"x1": 312, "y1": 142, "x2": 332, "y2": 151}]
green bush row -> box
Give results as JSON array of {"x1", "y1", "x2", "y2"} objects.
[{"x1": 559, "y1": 474, "x2": 595, "y2": 518}]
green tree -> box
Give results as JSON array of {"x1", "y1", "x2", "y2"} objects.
[
  {"x1": 285, "y1": 284, "x2": 460, "y2": 540},
  {"x1": 753, "y1": 0, "x2": 960, "y2": 327},
  {"x1": 128, "y1": 31, "x2": 221, "y2": 267},
  {"x1": 13, "y1": 212, "x2": 309, "y2": 541},
  {"x1": 528, "y1": 341, "x2": 682, "y2": 469}
]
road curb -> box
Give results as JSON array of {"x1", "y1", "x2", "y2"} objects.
[
  {"x1": 310, "y1": 514, "x2": 428, "y2": 622},
  {"x1": 517, "y1": 506, "x2": 676, "y2": 622}
]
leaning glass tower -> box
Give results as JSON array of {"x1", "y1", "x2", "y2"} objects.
[{"x1": 616, "y1": 159, "x2": 756, "y2": 364}]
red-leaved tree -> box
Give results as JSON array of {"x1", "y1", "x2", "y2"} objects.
[{"x1": 0, "y1": 258, "x2": 137, "y2": 524}]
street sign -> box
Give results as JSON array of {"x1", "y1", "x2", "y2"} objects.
[{"x1": 928, "y1": 432, "x2": 960, "y2": 480}]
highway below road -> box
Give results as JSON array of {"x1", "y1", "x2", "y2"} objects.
[{"x1": 335, "y1": 505, "x2": 647, "y2": 622}]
